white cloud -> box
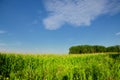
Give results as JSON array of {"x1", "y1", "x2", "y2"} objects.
[
  {"x1": 43, "y1": 0, "x2": 120, "y2": 30},
  {"x1": 116, "y1": 32, "x2": 120, "y2": 35},
  {"x1": 0, "y1": 30, "x2": 7, "y2": 34}
]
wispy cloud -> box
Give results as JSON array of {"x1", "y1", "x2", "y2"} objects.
[
  {"x1": 43, "y1": 0, "x2": 120, "y2": 30},
  {"x1": 32, "y1": 20, "x2": 38, "y2": 25},
  {"x1": 0, "y1": 41, "x2": 22, "y2": 53},
  {"x1": 116, "y1": 32, "x2": 120, "y2": 36},
  {"x1": 0, "y1": 43, "x2": 7, "y2": 46},
  {"x1": 0, "y1": 30, "x2": 7, "y2": 34},
  {"x1": 0, "y1": 41, "x2": 22, "y2": 47}
]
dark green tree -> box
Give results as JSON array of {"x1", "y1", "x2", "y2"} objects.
[{"x1": 69, "y1": 45, "x2": 120, "y2": 54}]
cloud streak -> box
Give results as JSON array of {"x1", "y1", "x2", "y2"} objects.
[
  {"x1": 43, "y1": 0, "x2": 120, "y2": 30},
  {"x1": 0, "y1": 30, "x2": 7, "y2": 34},
  {"x1": 116, "y1": 32, "x2": 120, "y2": 36},
  {"x1": 0, "y1": 43, "x2": 7, "y2": 46},
  {"x1": 0, "y1": 41, "x2": 22, "y2": 47}
]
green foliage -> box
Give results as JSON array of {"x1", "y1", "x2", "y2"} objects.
[
  {"x1": 0, "y1": 53, "x2": 120, "y2": 80},
  {"x1": 106, "y1": 45, "x2": 120, "y2": 53},
  {"x1": 69, "y1": 45, "x2": 120, "y2": 54}
]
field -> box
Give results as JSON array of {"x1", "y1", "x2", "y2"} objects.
[{"x1": 0, "y1": 53, "x2": 120, "y2": 80}]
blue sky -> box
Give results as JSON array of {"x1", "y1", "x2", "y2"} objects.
[{"x1": 0, "y1": 0, "x2": 120, "y2": 53}]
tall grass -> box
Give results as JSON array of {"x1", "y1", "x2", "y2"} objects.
[{"x1": 0, "y1": 53, "x2": 120, "y2": 80}]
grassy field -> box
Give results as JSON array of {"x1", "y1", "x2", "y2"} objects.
[{"x1": 0, "y1": 53, "x2": 120, "y2": 80}]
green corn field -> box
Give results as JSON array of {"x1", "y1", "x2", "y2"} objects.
[{"x1": 0, "y1": 53, "x2": 120, "y2": 80}]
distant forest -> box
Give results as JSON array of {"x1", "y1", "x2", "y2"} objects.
[{"x1": 69, "y1": 45, "x2": 120, "y2": 54}]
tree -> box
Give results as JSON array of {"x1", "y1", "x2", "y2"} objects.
[
  {"x1": 69, "y1": 45, "x2": 120, "y2": 54},
  {"x1": 107, "y1": 45, "x2": 120, "y2": 53}
]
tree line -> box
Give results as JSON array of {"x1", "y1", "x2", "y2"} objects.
[{"x1": 69, "y1": 45, "x2": 120, "y2": 54}]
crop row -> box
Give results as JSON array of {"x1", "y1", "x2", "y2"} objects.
[{"x1": 0, "y1": 53, "x2": 120, "y2": 80}]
